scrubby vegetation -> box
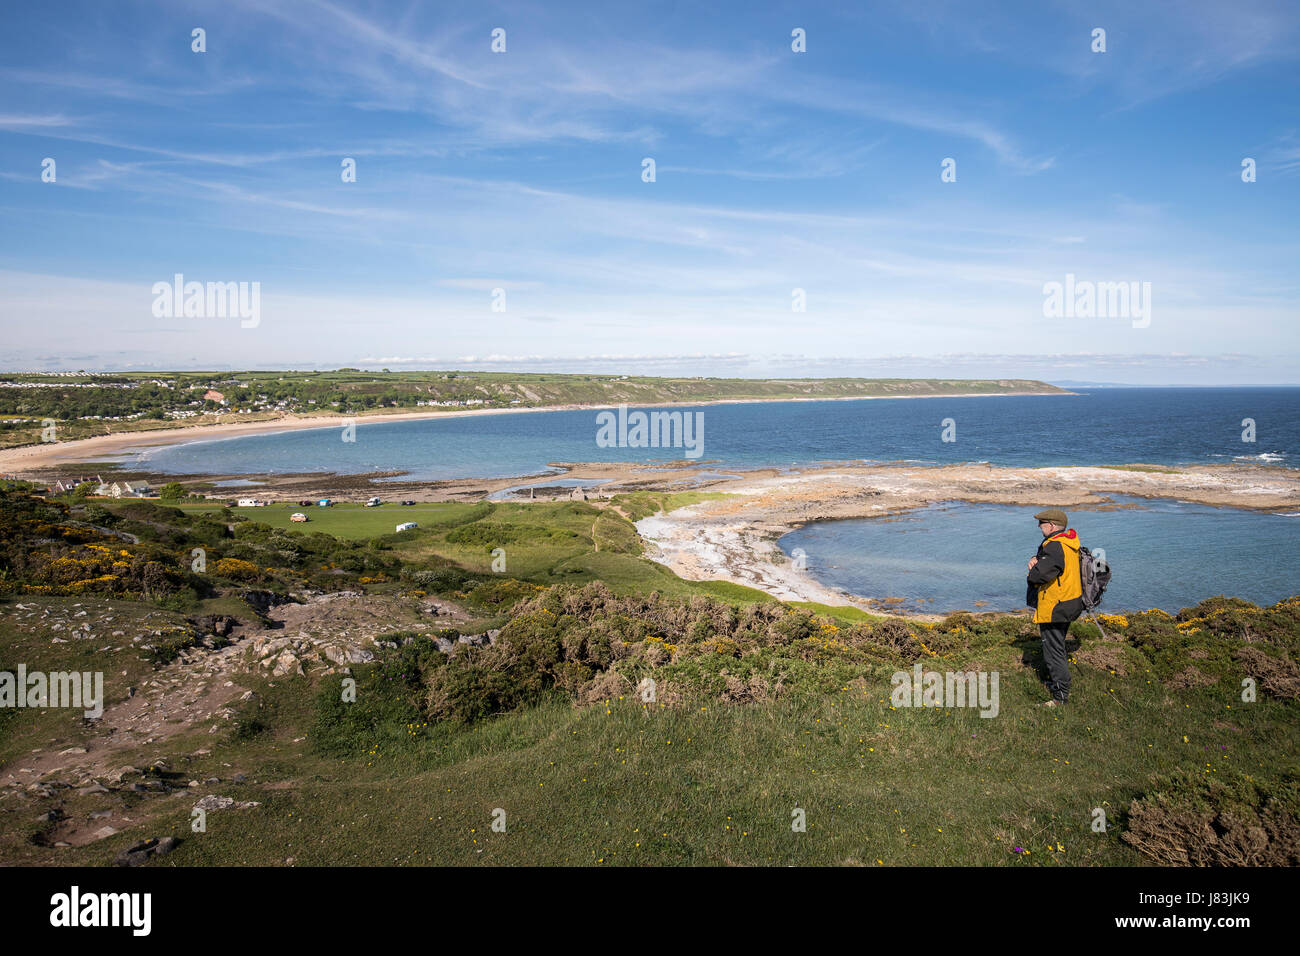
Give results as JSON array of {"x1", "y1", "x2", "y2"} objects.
[
  {"x1": 296, "y1": 581, "x2": 1300, "y2": 867},
  {"x1": 307, "y1": 584, "x2": 1300, "y2": 735},
  {"x1": 0, "y1": 489, "x2": 404, "y2": 605},
  {"x1": 1122, "y1": 767, "x2": 1300, "y2": 866}
]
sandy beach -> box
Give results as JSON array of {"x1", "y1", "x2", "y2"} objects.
[
  {"x1": 0, "y1": 389, "x2": 1070, "y2": 475},
  {"x1": 0, "y1": 404, "x2": 584, "y2": 473}
]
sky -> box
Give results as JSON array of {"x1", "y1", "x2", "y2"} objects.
[{"x1": 0, "y1": 0, "x2": 1297, "y2": 384}]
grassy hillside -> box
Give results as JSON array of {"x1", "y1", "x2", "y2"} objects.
[
  {"x1": 158, "y1": 493, "x2": 753, "y2": 604},
  {"x1": 1, "y1": 487, "x2": 1296, "y2": 867},
  {"x1": 2, "y1": 590, "x2": 1296, "y2": 867}
]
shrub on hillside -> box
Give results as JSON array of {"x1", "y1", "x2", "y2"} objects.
[
  {"x1": 1122, "y1": 767, "x2": 1300, "y2": 866},
  {"x1": 312, "y1": 636, "x2": 445, "y2": 754},
  {"x1": 425, "y1": 645, "x2": 552, "y2": 723},
  {"x1": 79, "y1": 503, "x2": 116, "y2": 525},
  {"x1": 1118, "y1": 602, "x2": 1300, "y2": 695},
  {"x1": 310, "y1": 581, "x2": 1300, "y2": 730},
  {"x1": 214, "y1": 557, "x2": 263, "y2": 582},
  {"x1": 1182, "y1": 595, "x2": 1300, "y2": 660},
  {"x1": 465, "y1": 577, "x2": 543, "y2": 611},
  {"x1": 405, "y1": 583, "x2": 934, "y2": 722},
  {"x1": 869, "y1": 618, "x2": 922, "y2": 660},
  {"x1": 444, "y1": 521, "x2": 580, "y2": 547},
  {"x1": 400, "y1": 566, "x2": 472, "y2": 592},
  {"x1": 116, "y1": 501, "x2": 185, "y2": 524},
  {"x1": 1233, "y1": 645, "x2": 1300, "y2": 700}
]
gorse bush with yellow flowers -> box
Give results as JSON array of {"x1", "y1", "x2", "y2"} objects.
[
  {"x1": 0, "y1": 488, "x2": 419, "y2": 603},
  {"x1": 1120, "y1": 597, "x2": 1300, "y2": 698}
]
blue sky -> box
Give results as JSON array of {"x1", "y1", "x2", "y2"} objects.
[{"x1": 1, "y1": 0, "x2": 1297, "y2": 383}]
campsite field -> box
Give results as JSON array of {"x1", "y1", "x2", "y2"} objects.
[
  {"x1": 171, "y1": 500, "x2": 478, "y2": 539},
  {"x1": 169, "y1": 493, "x2": 764, "y2": 602}
]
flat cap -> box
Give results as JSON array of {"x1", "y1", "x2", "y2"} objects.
[{"x1": 1034, "y1": 508, "x2": 1068, "y2": 526}]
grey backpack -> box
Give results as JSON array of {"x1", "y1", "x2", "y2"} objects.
[{"x1": 1079, "y1": 545, "x2": 1111, "y2": 610}]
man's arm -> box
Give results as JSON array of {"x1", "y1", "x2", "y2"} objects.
[{"x1": 1027, "y1": 540, "x2": 1065, "y2": 586}]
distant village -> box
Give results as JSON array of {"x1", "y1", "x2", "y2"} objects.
[
  {"x1": 0, "y1": 372, "x2": 526, "y2": 429},
  {"x1": 46, "y1": 477, "x2": 154, "y2": 498}
]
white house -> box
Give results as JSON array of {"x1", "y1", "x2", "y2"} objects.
[{"x1": 96, "y1": 480, "x2": 151, "y2": 498}]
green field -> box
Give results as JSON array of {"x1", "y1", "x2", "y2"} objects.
[
  {"x1": 166, "y1": 494, "x2": 775, "y2": 607},
  {"x1": 172, "y1": 500, "x2": 479, "y2": 538}
]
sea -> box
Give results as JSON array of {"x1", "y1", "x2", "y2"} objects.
[
  {"x1": 777, "y1": 495, "x2": 1298, "y2": 613},
  {"x1": 119, "y1": 386, "x2": 1300, "y2": 612},
  {"x1": 124, "y1": 387, "x2": 1297, "y2": 480}
]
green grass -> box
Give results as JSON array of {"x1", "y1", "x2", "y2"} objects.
[
  {"x1": 789, "y1": 602, "x2": 884, "y2": 625},
  {"x1": 166, "y1": 495, "x2": 780, "y2": 606},
  {"x1": 6, "y1": 487, "x2": 1294, "y2": 867},
  {"x1": 3, "y1": 590, "x2": 1297, "y2": 867},
  {"x1": 171, "y1": 501, "x2": 482, "y2": 539},
  {"x1": 7, "y1": 650, "x2": 1293, "y2": 866},
  {"x1": 276, "y1": 497, "x2": 773, "y2": 604}
]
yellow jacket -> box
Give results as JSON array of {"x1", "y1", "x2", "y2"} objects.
[{"x1": 1027, "y1": 529, "x2": 1084, "y2": 624}]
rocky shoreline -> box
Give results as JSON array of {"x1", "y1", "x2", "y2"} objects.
[
  {"x1": 633, "y1": 462, "x2": 1300, "y2": 612},
  {"x1": 11, "y1": 437, "x2": 1299, "y2": 613}
]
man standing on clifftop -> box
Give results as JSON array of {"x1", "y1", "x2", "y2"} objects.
[{"x1": 1026, "y1": 508, "x2": 1084, "y2": 707}]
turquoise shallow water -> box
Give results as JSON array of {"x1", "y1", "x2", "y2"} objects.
[{"x1": 778, "y1": 496, "x2": 1300, "y2": 614}]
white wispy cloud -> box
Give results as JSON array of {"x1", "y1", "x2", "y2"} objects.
[{"x1": 0, "y1": 113, "x2": 78, "y2": 130}]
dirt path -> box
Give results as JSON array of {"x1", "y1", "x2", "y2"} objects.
[{"x1": 0, "y1": 592, "x2": 474, "y2": 849}]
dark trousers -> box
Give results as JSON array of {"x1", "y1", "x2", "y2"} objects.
[{"x1": 1039, "y1": 622, "x2": 1071, "y2": 702}]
